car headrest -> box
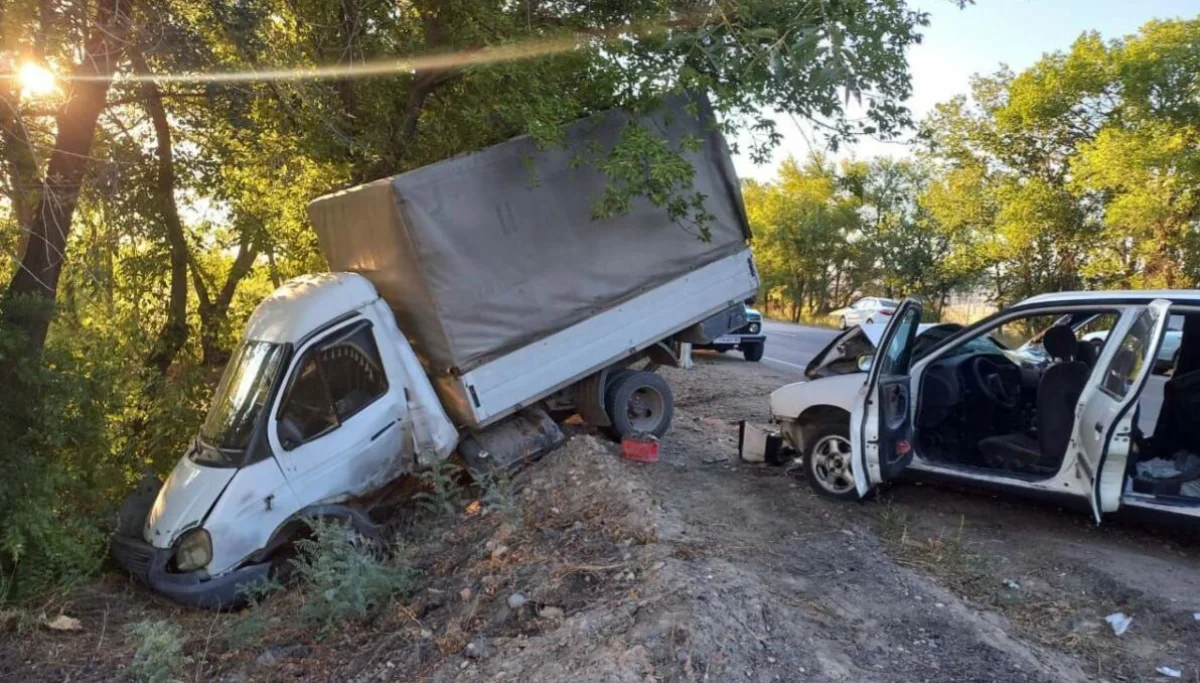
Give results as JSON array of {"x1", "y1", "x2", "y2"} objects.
[
  {"x1": 1076, "y1": 338, "x2": 1098, "y2": 367},
  {"x1": 1043, "y1": 324, "x2": 1077, "y2": 361}
]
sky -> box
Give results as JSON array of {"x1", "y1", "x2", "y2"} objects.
[{"x1": 732, "y1": 0, "x2": 1198, "y2": 182}]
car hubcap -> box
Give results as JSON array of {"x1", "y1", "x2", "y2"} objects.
[
  {"x1": 811, "y1": 435, "x2": 854, "y2": 494},
  {"x1": 627, "y1": 386, "x2": 665, "y2": 432}
]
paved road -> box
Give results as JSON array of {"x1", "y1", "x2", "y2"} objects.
[{"x1": 759, "y1": 319, "x2": 840, "y2": 375}]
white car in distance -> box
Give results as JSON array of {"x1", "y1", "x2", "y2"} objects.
[
  {"x1": 770, "y1": 292, "x2": 1200, "y2": 526},
  {"x1": 829, "y1": 297, "x2": 900, "y2": 329}
]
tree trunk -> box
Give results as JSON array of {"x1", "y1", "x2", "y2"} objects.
[
  {"x1": 134, "y1": 50, "x2": 191, "y2": 374},
  {"x1": 2, "y1": 0, "x2": 133, "y2": 354},
  {"x1": 191, "y1": 231, "x2": 261, "y2": 366}
]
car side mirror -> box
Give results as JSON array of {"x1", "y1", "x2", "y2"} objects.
[{"x1": 858, "y1": 355, "x2": 873, "y2": 372}]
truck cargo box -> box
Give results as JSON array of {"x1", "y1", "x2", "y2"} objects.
[{"x1": 308, "y1": 96, "x2": 756, "y2": 427}]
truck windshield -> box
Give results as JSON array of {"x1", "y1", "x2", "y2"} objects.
[{"x1": 198, "y1": 341, "x2": 287, "y2": 453}]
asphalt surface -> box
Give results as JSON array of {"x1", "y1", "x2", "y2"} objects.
[
  {"x1": 759, "y1": 319, "x2": 840, "y2": 375},
  {"x1": 755, "y1": 317, "x2": 1166, "y2": 434}
]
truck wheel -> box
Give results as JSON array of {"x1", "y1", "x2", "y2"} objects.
[
  {"x1": 802, "y1": 421, "x2": 859, "y2": 501},
  {"x1": 115, "y1": 475, "x2": 162, "y2": 538},
  {"x1": 604, "y1": 371, "x2": 674, "y2": 439},
  {"x1": 742, "y1": 342, "x2": 764, "y2": 362}
]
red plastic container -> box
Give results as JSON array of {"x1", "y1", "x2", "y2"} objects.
[{"x1": 621, "y1": 435, "x2": 660, "y2": 463}]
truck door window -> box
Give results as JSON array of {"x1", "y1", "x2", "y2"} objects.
[
  {"x1": 320, "y1": 324, "x2": 388, "y2": 421},
  {"x1": 277, "y1": 321, "x2": 389, "y2": 450},
  {"x1": 278, "y1": 356, "x2": 337, "y2": 448}
]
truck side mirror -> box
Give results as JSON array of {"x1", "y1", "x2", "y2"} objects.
[{"x1": 857, "y1": 355, "x2": 873, "y2": 372}]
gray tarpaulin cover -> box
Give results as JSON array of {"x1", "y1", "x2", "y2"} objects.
[{"x1": 307, "y1": 95, "x2": 750, "y2": 373}]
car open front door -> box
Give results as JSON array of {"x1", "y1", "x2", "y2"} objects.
[
  {"x1": 1074, "y1": 299, "x2": 1172, "y2": 522},
  {"x1": 851, "y1": 299, "x2": 923, "y2": 498}
]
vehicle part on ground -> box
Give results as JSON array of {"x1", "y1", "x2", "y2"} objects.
[
  {"x1": 802, "y1": 421, "x2": 860, "y2": 501},
  {"x1": 605, "y1": 370, "x2": 674, "y2": 439}
]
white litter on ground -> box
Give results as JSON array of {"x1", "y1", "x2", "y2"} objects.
[
  {"x1": 1155, "y1": 666, "x2": 1182, "y2": 678},
  {"x1": 1105, "y1": 612, "x2": 1133, "y2": 636}
]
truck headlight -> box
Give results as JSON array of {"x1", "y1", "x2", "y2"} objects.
[
  {"x1": 749, "y1": 323, "x2": 760, "y2": 333},
  {"x1": 173, "y1": 529, "x2": 212, "y2": 572}
]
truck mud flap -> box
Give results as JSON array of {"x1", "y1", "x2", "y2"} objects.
[{"x1": 457, "y1": 407, "x2": 565, "y2": 473}]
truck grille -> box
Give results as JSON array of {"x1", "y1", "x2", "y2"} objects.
[{"x1": 111, "y1": 534, "x2": 156, "y2": 583}]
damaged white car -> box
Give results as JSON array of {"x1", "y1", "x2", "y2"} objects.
[{"x1": 771, "y1": 292, "x2": 1200, "y2": 525}]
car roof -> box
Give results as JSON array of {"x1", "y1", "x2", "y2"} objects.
[{"x1": 1018, "y1": 290, "x2": 1200, "y2": 306}]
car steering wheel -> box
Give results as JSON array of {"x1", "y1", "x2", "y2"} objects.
[{"x1": 970, "y1": 355, "x2": 1021, "y2": 408}]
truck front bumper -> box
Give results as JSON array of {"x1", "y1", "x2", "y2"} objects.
[{"x1": 111, "y1": 534, "x2": 269, "y2": 609}]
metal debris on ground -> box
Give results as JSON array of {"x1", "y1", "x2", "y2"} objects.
[
  {"x1": 1105, "y1": 612, "x2": 1133, "y2": 636},
  {"x1": 1155, "y1": 665, "x2": 1182, "y2": 678}
]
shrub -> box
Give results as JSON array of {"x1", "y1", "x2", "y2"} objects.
[
  {"x1": 126, "y1": 619, "x2": 192, "y2": 683},
  {"x1": 473, "y1": 467, "x2": 524, "y2": 526},
  {"x1": 226, "y1": 577, "x2": 282, "y2": 648},
  {"x1": 290, "y1": 519, "x2": 419, "y2": 631},
  {"x1": 414, "y1": 459, "x2": 465, "y2": 518}
]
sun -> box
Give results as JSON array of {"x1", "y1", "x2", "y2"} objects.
[{"x1": 17, "y1": 62, "x2": 57, "y2": 98}]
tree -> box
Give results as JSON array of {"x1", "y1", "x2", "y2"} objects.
[{"x1": 2, "y1": 0, "x2": 133, "y2": 352}]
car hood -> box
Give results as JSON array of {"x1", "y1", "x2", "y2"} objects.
[
  {"x1": 144, "y1": 450, "x2": 236, "y2": 548},
  {"x1": 806, "y1": 323, "x2": 938, "y2": 379}
]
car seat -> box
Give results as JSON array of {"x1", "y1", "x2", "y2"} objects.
[{"x1": 978, "y1": 325, "x2": 1090, "y2": 472}]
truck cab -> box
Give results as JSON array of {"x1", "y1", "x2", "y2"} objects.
[{"x1": 113, "y1": 274, "x2": 459, "y2": 608}]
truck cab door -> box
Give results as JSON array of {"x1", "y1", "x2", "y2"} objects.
[
  {"x1": 1074, "y1": 300, "x2": 1172, "y2": 522},
  {"x1": 851, "y1": 299, "x2": 924, "y2": 498},
  {"x1": 269, "y1": 318, "x2": 409, "y2": 503}
]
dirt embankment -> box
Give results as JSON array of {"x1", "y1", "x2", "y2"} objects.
[{"x1": 4, "y1": 354, "x2": 1200, "y2": 682}]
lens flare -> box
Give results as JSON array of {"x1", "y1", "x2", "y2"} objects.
[
  {"x1": 1, "y1": 14, "x2": 705, "y2": 87},
  {"x1": 17, "y1": 62, "x2": 57, "y2": 97}
]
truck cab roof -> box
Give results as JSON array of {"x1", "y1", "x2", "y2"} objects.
[{"x1": 243, "y1": 273, "x2": 379, "y2": 344}]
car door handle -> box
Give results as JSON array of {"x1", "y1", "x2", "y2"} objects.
[{"x1": 1094, "y1": 422, "x2": 1103, "y2": 434}]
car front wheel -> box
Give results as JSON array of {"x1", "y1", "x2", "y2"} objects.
[
  {"x1": 803, "y1": 421, "x2": 859, "y2": 501},
  {"x1": 742, "y1": 342, "x2": 764, "y2": 362}
]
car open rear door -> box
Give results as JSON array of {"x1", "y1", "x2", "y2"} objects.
[
  {"x1": 850, "y1": 298, "x2": 924, "y2": 498},
  {"x1": 1074, "y1": 299, "x2": 1172, "y2": 523}
]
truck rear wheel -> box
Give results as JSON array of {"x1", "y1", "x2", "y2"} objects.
[{"x1": 604, "y1": 370, "x2": 674, "y2": 439}]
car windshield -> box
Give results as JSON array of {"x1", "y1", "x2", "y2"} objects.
[
  {"x1": 940, "y1": 334, "x2": 1008, "y2": 358},
  {"x1": 198, "y1": 341, "x2": 288, "y2": 453}
]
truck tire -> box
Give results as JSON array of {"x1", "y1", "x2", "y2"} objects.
[
  {"x1": 802, "y1": 421, "x2": 859, "y2": 501},
  {"x1": 604, "y1": 370, "x2": 674, "y2": 440},
  {"x1": 115, "y1": 475, "x2": 162, "y2": 538},
  {"x1": 742, "y1": 342, "x2": 764, "y2": 362}
]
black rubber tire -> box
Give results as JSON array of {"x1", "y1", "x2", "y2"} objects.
[
  {"x1": 742, "y1": 342, "x2": 764, "y2": 362},
  {"x1": 802, "y1": 420, "x2": 860, "y2": 502},
  {"x1": 604, "y1": 370, "x2": 674, "y2": 440},
  {"x1": 115, "y1": 476, "x2": 162, "y2": 538}
]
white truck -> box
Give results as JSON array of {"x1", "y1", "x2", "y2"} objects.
[{"x1": 112, "y1": 99, "x2": 759, "y2": 607}]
